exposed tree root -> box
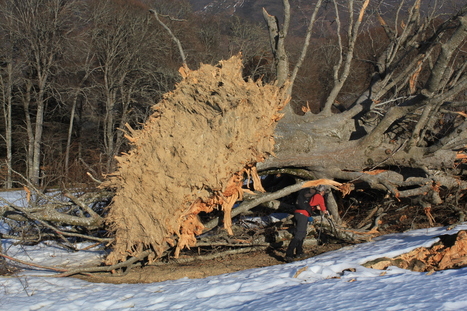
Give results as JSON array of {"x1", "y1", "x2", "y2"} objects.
[{"x1": 102, "y1": 55, "x2": 291, "y2": 264}]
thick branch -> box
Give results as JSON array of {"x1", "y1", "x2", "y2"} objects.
[
  {"x1": 64, "y1": 191, "x2": 101, "y2": 219},
  {"x1": 425, "y1": 16, "x2": 467, "y2": 95},
  {"x1": 29, "y1": 250, "x2": 154, "y2": 277},
  {"x1": 322, "y1": 0, "x2": 370, "y2": 115},
  {"x1": 0, "y1": 252, "x2": 68, "y2": 272},
  {"x1": 361, "y1": 100, "x2": 420, "y2": 148},
  {"x1": 205, "y1": 179, "x2": 342, "y2": 230},
  {"x1": 262, "y1": 2, "x2": 289, "y2": 87},
  {"x1": 426, "y1": 119, "x2": 467, "y2": 153},
  {"x1": 0, "y1": 198, "x2": 104, "y2": 228},
  {"x1": 289, "y1": 0, "x2": 324, "y2": 89}
]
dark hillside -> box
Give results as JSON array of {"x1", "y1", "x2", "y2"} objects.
[
  {"x1": 188, "y1": 0, "x2": 311, "y2": 27},
  {"x1": 188, "y1": 0, "x2": 466, "y2": 30}
]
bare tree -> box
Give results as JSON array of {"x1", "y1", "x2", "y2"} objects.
[
  {"x1": 57, "y1": 3, "x2": 97, "y2": 180},
  {"x1": 0, "y1": 10, "x2": 20, "y2": 188},
  {"x1": 0, "y1": 58, "x2": 14, "y2": 189},
  {"x1": 0, "y1": 0, "x2": 186, "y2": 243},
  {"x1": 1, "y1": 0, "x2": 79, "y2": 185},
  {"x1": 87, "y1": 0, "x2": 165, "y2": 172},
  {"x1": 227, "y1": 16, "x2": 273, "y2": 81}
]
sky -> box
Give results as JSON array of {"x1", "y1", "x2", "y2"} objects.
[{"x1": 1, "y1": 191, "x2": 467, "y2": 311}]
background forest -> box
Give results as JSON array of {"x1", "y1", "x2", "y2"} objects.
[{"x1": 0, "y1": 0, "x2": 280, "y2": 188}]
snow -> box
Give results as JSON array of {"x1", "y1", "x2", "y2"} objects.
[{"x1": 1, "y1": 190, "x2": 467, "y2": 310}]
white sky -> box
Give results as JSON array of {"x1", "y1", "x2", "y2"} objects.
[{"x1": 1, "y1": 191, "x2": 467, "y2": 310}]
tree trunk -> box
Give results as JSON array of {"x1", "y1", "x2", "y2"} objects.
[
  {"x1": 22, "y1": 81, "x2": 35, "y2": 183},
  {"x1": 103, "y1": 89, "x2": 117, "y2": 173},
  {"x1": 65, "y1": 91, "x2": 78, "y2": 179},
  {"x1": 32, "y1": 99, "x2": 45, "y2": 186},
  {"x1": 0, "y1": 60, "x2": 13, "y2": 188}
]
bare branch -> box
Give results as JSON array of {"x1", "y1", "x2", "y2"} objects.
[
  {"x1": 289, "y1": 0, "x2": 324, "y2": 90},
  {"x1": 0, "y1": 252, "x2": 68, "y2": 272},
  {"x1": 63, "y1": 191, "x2": 100, "y2": 219},
  {"x1": 406, "y1": 15, "x2": 467, "y2": 150},
  {"x1": 149, "y1": 8, "x2": 187, "y2": 69},
  {"x1": 322, "y1": 0, "x2": 370, "y2": 115}
]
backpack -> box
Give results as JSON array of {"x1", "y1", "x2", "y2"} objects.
[{"x1": 295, "y1": 188, "x2": 314, "y2": 215}]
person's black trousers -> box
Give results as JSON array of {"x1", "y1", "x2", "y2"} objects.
[{"x1": 286, "y1": 212, "x2": 308, "y2": 258}]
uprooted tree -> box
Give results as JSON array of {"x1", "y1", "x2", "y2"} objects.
[
  {"x1": 1, "y1": 0, "x2": 467, "y2": 272},
  {"x1": 101, "y1": 1, "x2": 467, "y2": 265}
]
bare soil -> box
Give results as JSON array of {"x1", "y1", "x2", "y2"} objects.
[{"x1": 77, "y1": 243, "x2": 348, "y2": 284}]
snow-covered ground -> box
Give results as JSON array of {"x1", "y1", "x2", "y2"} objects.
[{"x1": 1, "y1": 190, "x2": 467, "y2": 310}]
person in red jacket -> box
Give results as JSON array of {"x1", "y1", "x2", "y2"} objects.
[
  {"x1": 285, "y1": 185, "x2": 327, "y2": 262},
  {"x1": 309, "y1": 185, "x2": 329, "y2": 215}
]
